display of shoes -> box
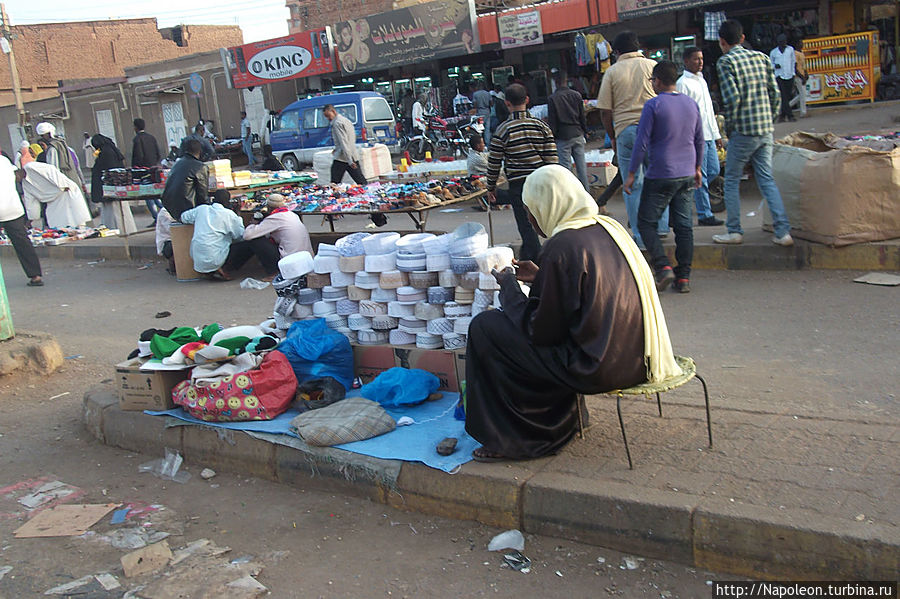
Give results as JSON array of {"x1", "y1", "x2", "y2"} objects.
[{"x1": 712, "y1": 232, "x2": 744, "y2": 244}]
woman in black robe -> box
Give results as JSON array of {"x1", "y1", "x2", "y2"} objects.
[
  {"x1": 465, "y1": 164, "x2": 679, "y2": 461},
  {"x1": 90, "y1": 134, "x2": 125, "y2": 228}
]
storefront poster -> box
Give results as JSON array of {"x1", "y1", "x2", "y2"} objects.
[
  {"x1": 333, "y1": 0, "x2": 479, "y2": 76},
  {"x1": 223, "y1": 29, "x2": 336, "y2": 89},
  {"x1": 806, "y1": 70, "x2": 873, "y2": 104},
  {"x1": 498, "y1": 11, "x2": 543, "y2": 49},
  {"x1": 616, "y1": 0, "x2": 720, "y2": 19}
]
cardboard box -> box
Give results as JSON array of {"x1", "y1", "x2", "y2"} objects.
[
  {"x1": 352, "y1": 344, "x2": 464, "y2": 392},
  {"x1": 352, "y1": 345, "x2": 397, "y2": 386},
  {"x1": 587, "y1": 164, "x2": 618, "y2": 187},
  {"x1": 115, "y1": 358, "x2": 190, "y2": 411}
]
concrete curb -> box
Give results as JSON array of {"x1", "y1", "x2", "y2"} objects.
[
  {"x1": 9, "y1": 239, "x2": 899, "y2": 271},
  {"x1": 0, "y1": 330, "x2": 64, "y2": 376},
  {"x1": 82, "y1": 389, "x2": 899, "y2": 580}
]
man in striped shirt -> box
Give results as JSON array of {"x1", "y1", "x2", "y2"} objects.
[{"x1": 486, "y1": 83, "x2": 558, "y2": 261}]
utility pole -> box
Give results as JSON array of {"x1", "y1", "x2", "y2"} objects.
[{"x1": 0, "y1": 3, "x2": 25, "y2": 127}]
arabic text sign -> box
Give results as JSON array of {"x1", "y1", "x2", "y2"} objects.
[
  {"x1": 224, "y1": 29, "x2": 336, "y2": 88},
  {"x1": 333, "y1": 0, "x2": 479, "y2": 75},
  {"x1": 807, "y1": 70, "x2": 873, "y2": 104},
  {"x1": 498, "y1": 11, "x2": 543, "y2": 49}
]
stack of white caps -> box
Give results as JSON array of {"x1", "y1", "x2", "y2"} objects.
[
  {"x1": 358, "y1": 329, "x2": 389, "y2": 345},
  {"x1": 438, "y1": 270, "x2": 459, "y2": 288},
  {"x1": 336, "y1": 299, "x2": 359, "y2": 316},
  {"x1": 372, "y1": 315, "x2": 399, "y2": 330},
  {"x1": 359, "y1": 300, "x2": 388, "y2": 317},
  {"x1": 396, "y1": 286, "x2": 426, "y2": 304},
  {"x1": 306, "y1": 273, "x2": 331, "y2": 288},
  {"x1": 475, "y1": 246, "x2": 515, "y2": 274},
  {"x1": 364, "y1": 252, "x2": 397, "y2": 272},
  {"x1": 414, "y1": 302, "x2": 444, "y2": 320},
  {"x1": 274, "y1": 296, "x2": 297, "y2": 316},
  {"x1": 426, "y1": 317, "x2": 454, "y2": 335},
  {"x1": 442, "y1": 332, "x2": 466, "y2": 350},
  {"x1": 313, "y1": 244, "x2": 340, "y2": 273},
  {"x1": 416, "y1": 332, "x2": 443, "y2": 349},
  {"x1": 273, "y1": 313, "x2": 297, "y2": 330},
  {"x1": 338, "y1": 255, "x2": 365, "y2": 273},
  {"x1": 389, "y1": 329, "x2": 417, "y2": 345},
  {"x1": 338, "y1": 328, "x2": 357, "y2": 343},
  {"x1": 313, "y1": 300, "x2": 336, "y2": 316},
  {"x1": 371, "y1": 287, "x2": 397, "y2": 303},
  {"x1": 408, "y1": 271, "x2": 438, "y2": 289},
  {"x1": 396, "y1": 233, "x2": 437, "y2": 255},
  {"x1": 347, "y1": 285, "x2": 371, "y2": 301},
  {"x1": 330, "y1": 270, "x2": 356, "y2": 287},
  {"x1": 449, "y1": 255, "x2": 479, "y2": 274},
  {"x1": 458, "y1": 272, "x2": 480, "y2": 290},
  {"x1": 388, "y1": 301, "x2": 416, "y2": 318},
  {"x1": 398, "y1": 318, "x2": 426, "y2": 334},
  {"x1": 291, "y1": 303, "x2": 313, "y2": 319},
  {"x1": 426, "y1": 253, "x2": 450, "y2": 271},
  {"x1": 278, "y1": 251, "x2": 314, "y2": 280},
  {"x1": 379, "y1": 270, "x2": 408, "y2": 289},
  {"x1": 396, "y1": 252, "x2": 426, "y2": 272},
  {"x1": 422, "y1": 234, "x2": 452, "y2": 272},
  {"x1": 297, "y1": 288, "x2": 321, "y2": 305},
  {"x1": 322, "y1": 285, "x2": 348, "y2": 301},
  {"x1": 354, "y1": 272, "x2": 381, "y2": 289},
  {"x1": 453, "y1": 316, "x2": 473, "y2": 334},
  {"x1": 473, "y1": 289, "x2": 493, "y2": 310},
  {"x1": 348, "y1": 314, "x2": 372, "y2": 331},
  {"x1": 325, "y1": 314, "x2": 348, "y2": 329},
  {"x1": 454, "y1": 287, "x2": 475, "y2": 305},
  {"x1": 427, "y1": 286, "x2": 454, "y2": 304},
  {"x1": 443, "y1": 302, "x2": 472, "y2": 318},
  {"x1": 449, "y1": 223, "x2": 490, "y2": 256},
  {"x1": 361, "y1": 232, "x2": 400, "y2": 256},
  {"x1": 478, "y1": 272, "x2": 500, "y2": 291},
  {"x1": 335, "y1": 232, "x2": 371, "y2": 257}
]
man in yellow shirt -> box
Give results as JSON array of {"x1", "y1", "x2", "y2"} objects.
[{"x1": 794, "y1": 41, "x2": 808, "y2": 118}]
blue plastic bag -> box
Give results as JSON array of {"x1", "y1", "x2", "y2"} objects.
[
  {"x1": 360, "y1": 367, "x2": 440, "y2": 407},
  {"x1": 279, "y1": 319, "x2": 354, "y2": 391}
]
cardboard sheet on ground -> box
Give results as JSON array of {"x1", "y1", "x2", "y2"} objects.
[
  {"x1": 14, "y1": 503, "x2": 119, "y2": 538},
  {"x1": 147, "y1": 392, "x2": 477, "y2": 472}
]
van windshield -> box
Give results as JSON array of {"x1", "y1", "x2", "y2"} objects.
[
  {"x1": 277, "y1": 110, "x2": 299, "y2": 130},
  {"x1": 363, "y1": 97, "x2": 393, "y2": 122}
]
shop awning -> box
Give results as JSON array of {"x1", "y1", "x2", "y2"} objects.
[{"x1": 477, "y1": 0, "x2": 617, "y2": 45}]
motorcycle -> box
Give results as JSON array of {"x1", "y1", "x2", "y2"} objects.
[{"x1": 405, "y1": 113, "x2": 485, "y2": 163}]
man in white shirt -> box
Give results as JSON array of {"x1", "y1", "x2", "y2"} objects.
[
  {"x1": 770, "y1": 34, "x2": 796, "y2": 122},
  {"x1": 676, "y1": 46, "x2": 725, "y2": 227},
  {"x1": 1, "y1": 156, "x2": 43, "y2": 286},
  {"x1": 240, "y1": 111, "x2": 254, "y2": 165},
  {"x1": 179, "y1": 190, "x2": 245, "y2": 277}
]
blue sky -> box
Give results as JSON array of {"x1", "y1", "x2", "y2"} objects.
[{"x1": 5, "y1": 0, "x2": 290, "y2": 43}]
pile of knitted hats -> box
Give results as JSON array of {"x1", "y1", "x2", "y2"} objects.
[{"x1": 276, "y1": 224, "x2": 511, "y2": 350}]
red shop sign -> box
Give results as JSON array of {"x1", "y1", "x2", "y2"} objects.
[{"x1": 224, "y1": 29, "x2": 336, "y2": 88}]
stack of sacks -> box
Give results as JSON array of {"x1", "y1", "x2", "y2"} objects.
[
  {"x1": 307, "y1": 230, "x2": 509, "y2": 349},
  {"x1": 270, "y1": 251, "x2": 314, "y2": 330}
]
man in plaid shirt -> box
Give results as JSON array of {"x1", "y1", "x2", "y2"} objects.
[{"x1": 713, "y1": 19, "x2": 793, "y2": 247}]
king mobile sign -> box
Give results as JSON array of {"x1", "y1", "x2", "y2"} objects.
[{"x1": 222, "y1": 29, "x2": 337, "y2": 89}]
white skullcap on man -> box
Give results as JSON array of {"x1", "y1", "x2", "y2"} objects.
[{"x1": 35, "y1": 122, "x2": 55, "y2": 136}]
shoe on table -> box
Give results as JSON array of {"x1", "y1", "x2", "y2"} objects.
[
  {"x1": 712, "y1": 232, "x2": 744, "y2": 244},
  {"x1": 698, "y1": 216, "x2": 724, "y2": 226},
  {"x1": 673, "y1": 278, "x2": 690, "y2": 293},
  {"x1": 655, "y1": 266, "x2": 675, "y2": 291},
  {"x1": 773, "y1": 233, "x2": 794, "y2": 247}
]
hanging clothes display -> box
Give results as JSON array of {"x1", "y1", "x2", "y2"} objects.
[{"x1": 575, "y1": 33, "x2": 590, "y2": 67}]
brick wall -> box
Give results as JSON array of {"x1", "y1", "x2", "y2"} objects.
[{"x1": 0, "y1": 18, "x2": 243, "y2": 106}]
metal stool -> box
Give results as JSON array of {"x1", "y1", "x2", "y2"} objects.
[{"x1": 578, "y1": 356, "x2": 712, "y2": 469}]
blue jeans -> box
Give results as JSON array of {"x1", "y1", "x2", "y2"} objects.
[
  {"x1": 638, "y1": 176, "x2": 694, "y2": 280},
  {"x1": 694, "y1": 139, "x2": 720, "y2": 220},
  {"x1": 242, "y1": 137, "x2": 254, "y2": 165},
  {"x1": 145, "y1": 198, "x2": 162, "y2": 220},
  {"x1": 556, "y1": 135, "x2": 588, "y2": 191},
  {"x1": 617, "y1": 125, "x2": 668, "y2": 247},
  {"x1": 723, "y1": 132, "x2": 790, "y2": 237}
]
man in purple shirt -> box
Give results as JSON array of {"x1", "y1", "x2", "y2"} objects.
[{"x1": 624, "y1": 61, "x2": 703, "y2": 293}]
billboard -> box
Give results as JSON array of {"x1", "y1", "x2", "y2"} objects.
[
  {"x1": 333, "y1": 0, "x2": 479, "y2": 75},
  {"x1": 223, "y1": 29, "x2": 337, "y2": 88},
  {"x1": 616, "y1": 0, "x2": 719, "y2": 19},
  {"x1": 498, "y1": 11, "x2": 543, "y2": 49}
]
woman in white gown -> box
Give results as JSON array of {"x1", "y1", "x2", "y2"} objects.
[{"x1": 22, "y1": 161, "x2": 91, "y2": 229}]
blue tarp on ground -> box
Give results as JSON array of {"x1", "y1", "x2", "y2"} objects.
[{"x1": 146, "y1": 391, "x2": 476, "y2": 473}]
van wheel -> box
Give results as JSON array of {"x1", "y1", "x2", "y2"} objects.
[{"x1": 281, "y1": 154, "x2": 299, "y2": 171}]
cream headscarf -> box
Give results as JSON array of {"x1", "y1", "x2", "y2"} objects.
[{"x1": 523, "y1": 165, "x2": 680, "y2": 384}]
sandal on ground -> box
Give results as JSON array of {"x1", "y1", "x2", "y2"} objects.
[
  {"x1": 472, "y1": 447, "x2": 512, "y2": 463},
  {"x1": 27, "y1": 277, "x2": 44, "y2": 287}
]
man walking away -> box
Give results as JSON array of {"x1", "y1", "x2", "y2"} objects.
[
  {"x1": 486, "y1": 83, "x2": 558, "y2": 261},
  {"x1": 472, "y1": 80, "x2": 492, "y2": 144},
  {"x1": 161, "y1": 139, "x2": 209, "y2": 221},
  {"x1": 324, "y1": 104, "x2": 367, "y2": 185},
  {"x1": 713, "y1": 19, "x2": 793, "y2": 247},
  {"x1": 676, "y1": 47, "x2": 724, "y2": 227},
  {"x1": 0, "y1": 155, "x2": 42, "y2": 286},
  {"x1": 624, "y1": 61, "x2": 703, "y2": 293},
  {"x1": 770, "y1": 34, "x2": 796, "y2": 122},
  {"x1": 240, "y1": 111, "x2": 254, "y2": 166},
  {"x1": 179, "y1": 124, "x2": 215, "y2": 162},
  {"x1": 597, "y1": 31, "x2": 668, "y2": 248},
  {"x1": 132, "y1": 118, "x2": 163, "y2": 224},
  {"x1": 548, "y1": 70, "x2": 589, "y2": 191}
]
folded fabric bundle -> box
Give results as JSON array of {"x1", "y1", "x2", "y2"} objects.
[
  {"x1": 292, "y1": 397, "x2": 395, "y2": 446},
  {"x1": 396, "y1": 233, "x2": 436, "y2": 255},
  {"x1": 475, "y1": 246, "x2": 515, "y2": 274},
  {"x1": 348, "y1": 314, "x2": 373, "y2": 331},
  {"x1": 329, "y1": 270, "x2": 356, "y2": 288},
  {"x1": 357, "y1": 328, "x2": 389, "y2": 345},
  {"x1": 335, "y1": 232, "x2": 371, "y2": 257},
  {"x1": 278, "y1": 251, "x2": 314, "y2": 279},
  {"x1": 322, "y1": 286, "x2": 348, "y2": 301},
  {"x1": 427, "y1": 286, "x2": 454, "y2": 304},
  {"x1": 379, "y1": 270, "x2": 408, "y2": 289},
  {"x1": 336, "y1": 299, "x2": 359, "y2": 316},
  {"x1": 387, "y1": 301, "x2": 416, "y2": 318},
  {"x1": 347, "y1": 285, "x2": 371, "y2": 301},
  {"x1": 209, "y1": 325, "x2": 263, "y2": 347},
  {"x1": 414, "y1": 302, "x2": 444, "y2": 320},
  {"x1": 305, "y1": 272, "x2": 331, "y2": 288},
  {"x1": 408, "y1": 271, "x2": 438, "y2": 289},
  {"x1": 364, "y1": 252, "x2": 397, "y2": 273},
  {"x1": 426, "y1": 253, "x2": 450, "y2": 272},
  {"x1": 371, "y1": 287, "x2": 397, "y2": 303},
  {"x1": 359, "y1": 300, "x2": 388, "y2": 317},
  {"x1": 438, "y1": 270, "x2": 459, "y2": 288},
  {"x1": 339, "y1": 255, "x2": 366, "y2": 273},
  {"x1": 361, "y1": 232, "x2": 400, "y2": 255},
  {"x1": 416, "y1": 332, "x2": 443, "y2": 349},
  {"x1": 354, "y1": 272, "x2": 381, "y2": 289},
  {"x1": 150, "y1": 326, "x2": 202, "y2": 359}
]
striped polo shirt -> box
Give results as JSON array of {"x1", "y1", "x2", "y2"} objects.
[{"x1": 486, "y1": 110, "x2": 558, "y2": 191}]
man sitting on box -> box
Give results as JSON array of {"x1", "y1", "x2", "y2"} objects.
[{"x1": 222, "y1": 193, "x2": 312, "y2": 281}]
